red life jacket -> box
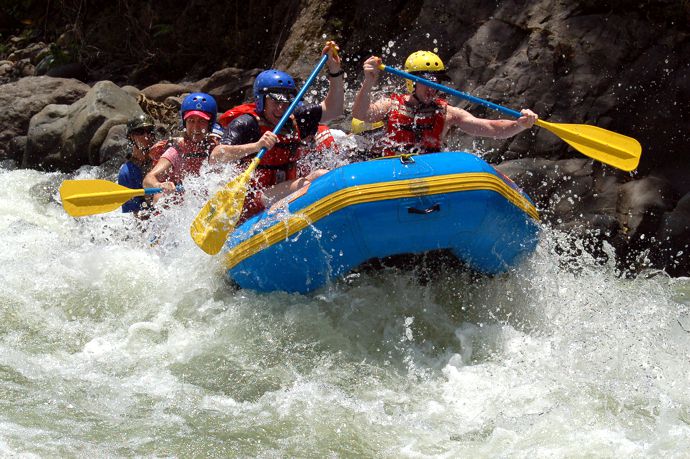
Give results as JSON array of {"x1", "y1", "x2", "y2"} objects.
[
  {"x1": 313, "y1": 124, "x2": 338, "y2": 152},
  {"x1": 219, "y1": 103, "x2": 300, "y2": 223},
  {"x1": 383, "y1": 93, "x2": 446, "y2": 156},
  {"x1": 219, "y1": 104, "x2": 337, "y2": 223},
  {"x1": 148, "y1": 137, "x2": 213, "y2": 184},
  {"x1": 219, "y1": 103, "x2": 303, "y2": 188}
]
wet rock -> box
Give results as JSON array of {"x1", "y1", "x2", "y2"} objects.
[
  {"x1": 0, "y1": 76, "x2": 89, "y2": 162},
  {"x1": 121, "y1": 85, "x2": 140, "y2": 98},
  {"x1": 14, "y1": 58, "x2": 35, "y2": 77},
  {"x1": 24, "y1": 104, "x2": 71, "y2": 169},
  {"x1": 0, "y1": 159, "x2": 17, "y2": 170},
  {"x1": 195, "y1": 67, "x2": 261, "y2": 112},
  {"x1": 0, "y1": 60, "x2": 13, "y2": 79},
  {"x1": 9, "y1": 36, "x2": 24, "y2": 47},
  {"x1": 274, "y1": 0, "x2": 333, "y2": 78},
  {"x1": 24, "y1": 81, "x2": 143, "y2": 171},
  {"x1": 658, "y1": 193, "x2": 690, "y2": 268},
  {"x1": 659, "y1": 193, "x2": 690, "y2": 240},
  {"x1": 657, "y1": 192, "x2": 690, "y2": 275},
  {"x1": 7, "y1": 136, "x2": 27, "y2": 166},
  {"x1": 140, "y1": 83, "x2": 189, "y2": 102},
  {"x1": 7, "y1": 42, "x2": 49, "y2": 64},
  {"x1": 550, "y1": 175, "x2": 594, "y2": 220},
  {"x1": 617, "y1": 176, "x2": 676, "y2": 239},
  {"x1": 496, "y1": 157, "x2": 564, "y2": 209},
  {"x1": 99, "y1": 124, "x2": 130, "y2": 175},
  {"x1": 582, "y1": 176, "x2": 621, "y2": 223},
  {"x1": 163, "y1": 96, "x2": 182, "y2": 110},
  {"x1": 46, "y1": 62, "x2": 88, "y2": 81}
]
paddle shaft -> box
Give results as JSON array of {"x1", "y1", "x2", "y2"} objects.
[
  {"x1": 381, "y1": 65, "x2": 523, "y2": 119},
  {"x1": 148, "y1": 184, "x2": 184, "y2": 194},
  {"x1": 65, "y1": 185, "x2": 181, "y2": 203},
  {"x1": 255, "y1": 54, "x2": 330, "y2": 163}
]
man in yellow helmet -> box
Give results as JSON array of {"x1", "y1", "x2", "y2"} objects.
[{"x1": 352, "y1": 51, "x2": 538, "y2": 157}]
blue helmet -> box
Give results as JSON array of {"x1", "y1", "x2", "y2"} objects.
[
  {"x1": 180, "y1": 92, "x2": 217, "y2": 126},
  {"x1": 253, "y1": 69, "x2": 297, "y2": 114}
]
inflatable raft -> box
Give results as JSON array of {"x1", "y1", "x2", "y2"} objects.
[{"x1": 223, "y1": 152, "x2": 540, "y2": 293}]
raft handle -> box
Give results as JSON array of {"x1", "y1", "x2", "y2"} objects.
[
  {"x1": 407, "y1": 203, "x2": 441, "y2": 215},
  {"x1": 400, "y1": 154, "x2": 416, "y2": 164}
]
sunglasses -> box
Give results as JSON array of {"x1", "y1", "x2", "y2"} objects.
[{"x1": 266, "y1": 92, "x2": 297, "y2": 104}]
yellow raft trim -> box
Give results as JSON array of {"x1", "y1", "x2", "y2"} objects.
[{"x1": 224, "y1": 172, "x2": 540, "y2": 270}]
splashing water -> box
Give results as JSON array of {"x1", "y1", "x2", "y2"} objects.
[{"x1": 1, "y1": 164, "x2": 688, "y2": 457}]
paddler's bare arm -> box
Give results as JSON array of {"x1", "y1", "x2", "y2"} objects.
[
  {"x1": 142, "y1": 157, "x2": 175, "y2": 203},
  {"x1": 319, "y1": 41, "x2": 345, "y2": 123},
  {"x1": 352, "y1": 55, "x2": 391, "y2": 123},
  {"x1": 210, "y1": 131, "x2": 278, "y2": 164},
  {"x1": 446, "y1": 106, "x2": 538, "y2": 139}
]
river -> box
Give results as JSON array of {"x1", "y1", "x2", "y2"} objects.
[{"x1": 1, "y1": 165, "x2": 689, "y2": 457}]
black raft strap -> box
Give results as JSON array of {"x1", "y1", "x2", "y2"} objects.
[{"x1": 407, "y1": 203, "x2": 441, "y2": 215}]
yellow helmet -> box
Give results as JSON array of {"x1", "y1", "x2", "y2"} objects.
[
  {"x1": 351, "y1": 118, "x2": 385, "y2": 135},
  {"x1": 403, "y1": 51, "x2": 445, "y2": 92}
]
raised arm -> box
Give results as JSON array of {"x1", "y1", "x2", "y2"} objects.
[
  {"x1": 352, "y1": 56, "x2": 392, "y2": 123},
  {"x1": 319, "y1": 41, "x2": 345, "y2": 123}
]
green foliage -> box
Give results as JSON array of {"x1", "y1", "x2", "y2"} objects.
[{"x1": 151, "y1": 23, "x2": 173, "y2": 39}]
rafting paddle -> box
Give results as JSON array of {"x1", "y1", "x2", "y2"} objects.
[
  {"x1": 380, "y1": 64, "x2": 642, "y2": 172},
  {"x1": 59, "y1": 179, "x2": 180, "y2": 217},
  {"x1": 190, "y1": 53, "x2": 331, "y2": 255}
]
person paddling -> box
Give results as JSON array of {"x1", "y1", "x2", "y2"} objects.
[
  {"x1": 143, "y1": 92, "x2": 219, "y2": 200},
  {"x1": 210, "y1": 41, "x2": 344, "y2": 220},
  {"x1": 351, "y1": 51, "x2": 539, "y2": 157},
  {"x1": 118, "y1": 114, "x2": 156, "y2": 216}
]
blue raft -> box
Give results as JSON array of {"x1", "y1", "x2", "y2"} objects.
[{"x1": 222, "y1": 152, "x2": 540, "y2": 293}]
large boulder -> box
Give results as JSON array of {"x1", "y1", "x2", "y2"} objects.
[
  {"x1": 656, "y1": 192, "x2": 690, "y2": 275},
  {"x1": 23, "y1": 104, "x2": 71, "y2": 169},
  {"x1": 195, "y1": 67, "x2": 261, "y2": 112},
  {"x1": 7, "y1": 42, "x2": 49, "y2": 64},
  {"x1": 24, "y1": 81, "x2": 143, "y2": 171},
  {"x1": 140, "y1": 83, "x2": 190, "y2": 102},
  {"x1": 617, "y1": 176, "x2": 676, "y2": 239},
  {"x1": 0, "y1": 76, "x2": 89, "y2": 162},
  {"x1": 98, "y1": 124, "x2": 130, "y2": 176}
]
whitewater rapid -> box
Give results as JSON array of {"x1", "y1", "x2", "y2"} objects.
[{"x1": 1, "y1": 165, "x2": 688, "y2": 457}]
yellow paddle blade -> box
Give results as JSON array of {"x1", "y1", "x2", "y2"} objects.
[
  {"x1": 59, "y1": 179, "x2": 146, "y2": 217},
  {"x1": 536, "y1": 120, "x2": 642, "y2": 171},
  {"x1": 190, "y1": 165, "x2": 256, "y2": 255}
]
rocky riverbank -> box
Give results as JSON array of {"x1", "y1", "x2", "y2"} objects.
[{"x1": 1, "y1": 0, "x2": 688, "y2": 276}]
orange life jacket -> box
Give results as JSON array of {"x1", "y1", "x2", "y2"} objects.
[{"x1": 383, "y1": 93, "x2": 446, "y2": 156}]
